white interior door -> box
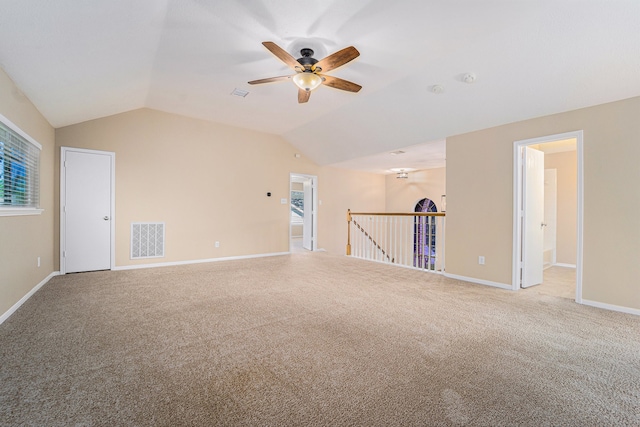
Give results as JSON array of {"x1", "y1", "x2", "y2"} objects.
[
  {"x1": 302, "y1": 178, "x2": 313, "y2": 250},
  {"x1": 543, "y1": 169, "x2": 557, "y2": 267},
  {"x1": 522, "y1": 146, "x2": 545, "y2": 287},
  {"x1": 63, "y1": 149, "x2": 113, "y2": 273}
]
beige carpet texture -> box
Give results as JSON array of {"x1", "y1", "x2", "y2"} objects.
[{"x1": 1, "y1": 252, "x2": 639, "y2": 426}]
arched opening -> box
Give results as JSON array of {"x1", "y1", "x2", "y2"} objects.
[{"x1": 414, "y1": 198, "x2": 437, "y2": 269}]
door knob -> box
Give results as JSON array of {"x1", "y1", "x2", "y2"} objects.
[{"x1": 104, "y1": 216, "x2": 110, "y2": 221}]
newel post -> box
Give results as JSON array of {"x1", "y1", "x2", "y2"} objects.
[{"x1": 346, "y1": 209, "x2": 352, "y2": 255}]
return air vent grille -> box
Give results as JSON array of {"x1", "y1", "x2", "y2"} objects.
[{"x1": 131, "y1": 222, "x2": 165, "y2": 259}]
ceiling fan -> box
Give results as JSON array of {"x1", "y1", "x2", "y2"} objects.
[{"x1": 248, "y1": 41, "x2": 362, "y2": 103}]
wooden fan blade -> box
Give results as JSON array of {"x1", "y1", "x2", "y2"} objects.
[
  {"x1": 248, "y1": 75, "x2": 292, "y2": 85},
  {"x1": 320, "y1": 75, "x2": 362, "y2": 93},
  {"x1": 298, "y1": 88, "x2": 311, "y2": 103},
  {"x1": 262, "y1": 41, "x2": 303, "y2": 70},
  {"x1": 314, "y1": 46, "x2": 359, "y2": 73}
]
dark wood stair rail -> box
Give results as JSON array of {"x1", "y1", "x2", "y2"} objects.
[{"x1": 346, "y1": 209, "x2": 395, "y2": 263}]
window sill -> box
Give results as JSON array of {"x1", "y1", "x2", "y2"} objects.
[{"x1": 0, "y1": 208, "x2": 44, "y2": 217}]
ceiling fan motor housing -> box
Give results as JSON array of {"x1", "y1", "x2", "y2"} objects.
[{"x1": 297, "y1": 48, "x2": 318, "y2": 70}]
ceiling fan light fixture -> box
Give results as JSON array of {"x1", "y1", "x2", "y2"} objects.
[{"x1": 292, "y1": 72, "x2": 323, "y2": 92}]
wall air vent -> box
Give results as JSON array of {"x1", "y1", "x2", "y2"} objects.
[{"x1": 131, "y1": 222, "x2": 165, "y2": 259}]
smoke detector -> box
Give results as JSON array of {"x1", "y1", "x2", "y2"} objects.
[{"x1": 463, "y1": 73, "x2": 476, "y2": 84}]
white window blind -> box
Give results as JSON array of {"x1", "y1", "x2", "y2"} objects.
[{"x1": 0, "y1": 116, "x2": 41, "y2": 210}]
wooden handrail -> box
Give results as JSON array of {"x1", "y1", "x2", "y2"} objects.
[
  {"x1": 351, "y1": 218, "x2": 394, "y2": 263},
  {"x1": 346, "y1": 209, "x2": 446, "y2": 272},
  {"x1": 349, "y1": 212, "x2": 446, "y2": 217},
  {"x1": 346, "y1": 209, "x2": 446, "y2": 257}
]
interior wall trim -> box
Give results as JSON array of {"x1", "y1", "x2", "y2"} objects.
[
  {"x1": 443, "y1": 273, "x2": 512, "y2": 290},
  {"x1": 554, "y1": 263, "x2": 577, "y2": 268},
  {"x1": 581, "y1": 299, "x2": 640, "y2": 317},
  {"x1": 0, "y1": 271, "x2": 60, "y2": 325},
  {"x1": 112, "y1": 252, "x2": 290, "y2": 271}
]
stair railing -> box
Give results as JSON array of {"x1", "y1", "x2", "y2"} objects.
[
  {"x1": 351, "y1": 216, "x2": 394, "y2": 263},
  {"x1": 347, "y1": 209, "x2": 446, "y2": 272}
]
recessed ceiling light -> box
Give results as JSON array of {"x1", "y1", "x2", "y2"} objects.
[
  {"x1": 390, "y1": 150, "x2": 406, "y2": 155},
  {"x1": 231, "y1": 88, "x2": 249, "y2": 97},
  {"x1": 431, "y1": 85, "x2": 444, "y2": 94}
]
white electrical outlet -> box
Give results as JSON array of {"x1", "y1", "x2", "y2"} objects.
[
  {"x1": 281, "y1": 198, "x2": 287, "y2": 204},
  {"x1": 478, "y1": 256, "x2": 485, "y2": 265},
  {"x1": 215, "y1": 241, "x2": 220, "y2": 248}
]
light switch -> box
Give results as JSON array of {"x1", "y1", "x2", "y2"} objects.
[{"x1": 281, "y1": 198, "x2": 287, "y2": 204}]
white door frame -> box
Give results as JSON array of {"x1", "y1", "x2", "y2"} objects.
[
  {"x1": 289, "y1": 173, "x2": 318, "y2": 251},
  {"x1": 512, "y1": 131, "x2": 583, "y2": 303},
  {"x1": 60, "y1": 147, "x2": 116, "y2": 274}
]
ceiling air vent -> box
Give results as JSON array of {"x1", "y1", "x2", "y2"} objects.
[{"x1": 231, "y1": 88, "x2": 249, "y2": 97}]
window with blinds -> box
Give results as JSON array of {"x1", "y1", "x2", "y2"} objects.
[{"x1": 0, "y1": 115, "x2": 41, "y2": 213}]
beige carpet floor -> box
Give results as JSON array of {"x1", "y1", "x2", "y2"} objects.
[{"x1": 1, "y1": 252, "x2": 639, "y2": 426}]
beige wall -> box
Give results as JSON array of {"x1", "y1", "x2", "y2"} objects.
[
  {"x1": 318, "y1": 167, "x2": 386, "y2": 254},
  {"x1": 545, "y1": 150, "x2": 577, "y2": 265},
  {"x1": 446, "y1": 96, "x2": 640, "y2": 310},
  {"x1": 0, "y1": 68, "x2": 55, "y2": 316},
  {"x1": 291, "y1": 224, "x2": 303, "y2": 238},
  {"x1": 4, "y1": 67, "x2": 636, "y2": 316},
  {"x1": 385, "y1": 167, "x2": 446, "y2": 212},
  {"x1": 55, "y1": 109, "x2": 384, "y2": 267}
]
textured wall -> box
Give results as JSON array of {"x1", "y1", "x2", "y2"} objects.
[
  {"x1": 446, "y1": 96, "x2": 640, "y2": 310},
  {"x1": 385, "y1": 167, "x2": 446, "y2": 213},
  {"x1": 55, "y1": 108, "x2": 385, "y2": 266},
  {"x1": 0, "y1": 68, "x2": 55, "y2": 316}
]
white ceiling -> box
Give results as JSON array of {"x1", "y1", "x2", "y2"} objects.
[
  {"x1": 0, "y1": 1, "x2": 638, "y2": 173},
  {"x1": 329, "y1": 139, "x2": 446, "y2": 175}
]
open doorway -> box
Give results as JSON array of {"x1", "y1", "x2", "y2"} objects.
[
  {"x1": 513, "y1": 131, "x2": 583, "y2": 302},
  {"x1": 289, "y1": 173, "x2": 318, "y2": 252}
]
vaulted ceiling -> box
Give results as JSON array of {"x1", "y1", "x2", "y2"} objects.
[{"x1": 0, "y1": 1, "x2": 638, "y2": 173}]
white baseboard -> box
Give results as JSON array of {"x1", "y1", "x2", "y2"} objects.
[
  {"x1": 443, "y1": 273, "x2": 512, "y2": 290},
  {"x1": 0, "y1": 271, "x2": 60, "y2": 325},
  {"x1": 113, "y1": 252, "x2": 290, "y2": 271},
  {"x1": 554, "y1": 263, "x2": 577, "y2": 268},
  {"x1": 581, "y1": 299, "x2": 640, "y2": 316},
  {"x1": 348, "y1": 255, "x2": 445, "y2": 274}
]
